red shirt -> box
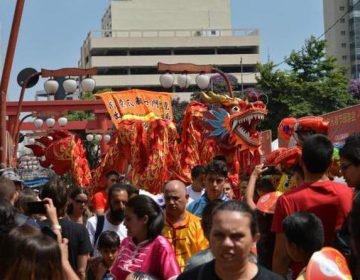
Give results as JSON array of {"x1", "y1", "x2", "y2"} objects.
[
  {"x1": 272, "y1": 180, "x2": 353, "y2": 243},
  {"x1": 92, "y1": 190, "x2": 108, "y2": 211},
  {"x1": 272, "y1": 181, "x2": 353, "y2": 278}
]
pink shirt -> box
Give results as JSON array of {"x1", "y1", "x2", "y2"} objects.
[{"x1": 111, "y1": 235, "x2": 180, "y2": 280}]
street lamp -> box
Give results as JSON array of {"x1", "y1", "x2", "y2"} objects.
[
  {"x1": 159, "y1": 73, "x2": 174, "y2": 89},
  {"x1": 195, "y1": 74, "x2": 210, "y2": 89},
  {"x1": 86, "y1": 134, "x2": 94, "y2": 142},
  {"x1": 11, "y1": 67, "x2": 97, "y2": 166},
  {"x1": 177, "y1": 74, "x2": 191, "y2": 89},
  {"x1": 33, "y1": 118, "x2": 44, "y2": 129},
  {"x1": 103, "y1": 134, "x2": 111, "y2": 143},
  {"x1": 158, "y1": 62, "x2": 234, "y2": 97},
  {"x1": 81, "y1": 77, "x2": 96, "y2": 92},
  {"x1": 44, "y1": 78, "x2": 59, "y2": 95},
  {"x1": 62, "y1": 78, "x2": 77, "y2": 94},
  {"x1": 45, "y1": 118, "x2": 56, "y2": 128},
  {"x1": 58, "y1": 117, "x2": 68, "y2": 127},
  {"x1": 0, "y1": 0, "x2": 26, "y2": 167}
]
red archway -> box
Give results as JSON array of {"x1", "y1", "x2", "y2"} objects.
[{"x1": 6, "y1": 99, "x2": 112, "y2": 163}]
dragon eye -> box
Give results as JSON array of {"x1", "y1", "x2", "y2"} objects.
[{"x1": 231, "y1": 106, "x2": 240, "y2": 113}]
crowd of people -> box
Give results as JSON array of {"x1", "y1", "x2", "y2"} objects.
[{"x1": 0, "y1": 132, "x2": 360, "y2": 279}]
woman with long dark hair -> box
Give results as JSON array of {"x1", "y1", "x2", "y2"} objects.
[
  {"x1": 1, "y1": 198, "x2": 80, "y2": 280},
  {"x1": 111, "y1": 195, "x2": 179, "y2": 280},
  {"x1": 66, "y1": 187, "x2": 92, "y2": 225}
]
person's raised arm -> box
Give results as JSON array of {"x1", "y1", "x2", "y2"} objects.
[
  {"x1": 245, "y1": 164, "x2": 267, "y2": 210},
  {"x1": 43, "y1": 197, "x2": 62, "y2": 243}
]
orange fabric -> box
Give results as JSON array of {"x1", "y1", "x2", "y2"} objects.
[
  {"x1": 96, "y1": 93, "x2": 122, "y2": 127},
  {"x1": 92, "y1": 191, "x2": 108, "y2": 211},
  {"x1": 96, "y1": 90, "x2": 173, "y2": 126},
  {"x1": 163, "y1": 211, "x2": 208, "y2": 271}
]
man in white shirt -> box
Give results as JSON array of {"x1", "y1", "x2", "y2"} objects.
[
  {"x1": 186, "y1": 165, "x2": 205, "y2": 205},
  {"x1": 87, "y1": 184, "x2": 128, "y2": 256}
]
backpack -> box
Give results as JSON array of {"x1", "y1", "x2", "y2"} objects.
[{"x1": 94, "y1": 215, "x2": 105, "y2": 247}]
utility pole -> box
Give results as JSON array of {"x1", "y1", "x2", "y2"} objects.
[{"x1": 0, "y1": 0, "x2": 26, "y2": 167}]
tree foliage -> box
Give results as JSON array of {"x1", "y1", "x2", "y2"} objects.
[
  {"x1": 349, "y1": 79, "x2": 360, "y2": 99},
  {"x1": 67, "y1": 90, "x2": 112, "y2": 121},
  {"x1": 208, "y1": 73, "x2": 238, "y2": 94},
  {"x1": 256, "y1": 36, "x2": 357, "y2": 137}
]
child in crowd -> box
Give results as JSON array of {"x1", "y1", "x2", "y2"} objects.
[
  {"x1": 282, "y1": 212, "x2": 324, "y2": 280},
  {"x1": 245, "y1": 164, "x2": 277, "y2": 269},
  {"x1": 89, "y1": 231, "x2": 120, "y2": 280}
]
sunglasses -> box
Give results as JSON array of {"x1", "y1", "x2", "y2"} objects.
[{"x1": 75, "y1": 199, "x2": 88, "y2": 204}]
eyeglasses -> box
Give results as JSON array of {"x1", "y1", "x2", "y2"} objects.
[
  {"x1": 341, "y1": 163, "x2": 353, "y2": 172},
  {"x1": 75, "y1": 199, "x2": 88, "y2": 204}
]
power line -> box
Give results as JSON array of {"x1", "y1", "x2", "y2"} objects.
[
  {"x1": 273, "y1": 1, "x2": 360, "y2": 68},
  {"x1": 238, "y1": 3, "x2": 360, "y2": 79}
]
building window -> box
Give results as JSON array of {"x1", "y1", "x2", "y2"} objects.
[
  {"x1": 342, "y1": 55, "x2": 348, "y2": 61},
  {"x1": 340, "y1": 6, "x2": 345, "y2": 11},
  {"x1": 340, "y1": 18, "x2": 346, "y2": 23},
  {"x1": 341, "y1": 43, "x2": 347, "y2": 48},
  {"x1": 341, "y1": 30, "x2": 346, "y2": 35}
]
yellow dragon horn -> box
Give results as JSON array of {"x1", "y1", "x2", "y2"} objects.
[{"x1": 200, "y1": 91, "x2": 230, "y2": 103}]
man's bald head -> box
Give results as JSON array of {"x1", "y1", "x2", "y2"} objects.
[
  {"x1": 164, "y1": 180, "x2": 188, "y2": 218},
  {"x1": 164, "y1": 180, "x2": 187, "y2": 196}
]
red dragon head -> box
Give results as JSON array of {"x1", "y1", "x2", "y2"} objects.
[
  {"x1": 278, "y1": 116, "x2": 329, "y2": 147},
  {"x1": 201, "y1": 91, "x2": 267, "y2": 152}
]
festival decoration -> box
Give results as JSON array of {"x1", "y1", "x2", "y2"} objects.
[
  {"x1": 93, "y1": 89, "x2": 268, "y2": 194},
  {"x1": 256, "y1": 191, "x2": 283, "y2": 214},
  {"x1": 278, "y1": 116, "x2": 329, "y2": 147},
  {"x1": 26, "y1": 130, "x2": 92, "y2": 187},
  {"x1": 266, "y1": 115, "x2": 331, "y2": 193},
  {"x1": 306, "y1": 247, "x2": 351, "y2": 280}
]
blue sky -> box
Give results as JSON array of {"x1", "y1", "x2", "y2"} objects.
[{"x1": 0, "y1": 0, "x2": 323, "y2": 101}]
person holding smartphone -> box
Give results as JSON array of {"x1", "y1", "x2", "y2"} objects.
[{"x1": 40, "y1": 177, "x2": 92, "y2": 280}]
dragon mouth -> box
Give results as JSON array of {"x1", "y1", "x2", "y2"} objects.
[{"x1": 231, "y1": 112, "x2": 265, "y2": 146}]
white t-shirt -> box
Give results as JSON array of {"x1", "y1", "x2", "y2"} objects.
[
  {"x1": 186, "y1": 185, "x2": 205, "y2": 205},
  {"x1": 86, "y1": 212, "x2": 127, "y2": 256}
]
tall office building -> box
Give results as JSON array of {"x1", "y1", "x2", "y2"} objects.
[
  {"x1": 323, "y1": 0, "x2": 360, "y2": 78},
  {"x1": 79, "y1": 0, "x2": 260, "y2": 100}
]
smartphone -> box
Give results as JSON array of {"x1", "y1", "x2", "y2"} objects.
[{"x1": 27, "y1": 201, "x2": 48, "y2": 215}]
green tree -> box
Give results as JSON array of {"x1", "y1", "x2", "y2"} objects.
[
  {"x1": 256, "y1": 36, "x2": 357, "y2": 137},
  {"x1": 67, "y1": 92, "x2": 96, "y2": 121},
  {"x1": 67, "y1": 89, "x2": 112, "y2": 121}
]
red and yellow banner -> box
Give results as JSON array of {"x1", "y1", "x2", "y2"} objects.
[{"x1": 96, "y1": 89, "x2": 173, "y2": 126}]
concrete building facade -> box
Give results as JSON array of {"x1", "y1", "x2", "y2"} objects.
[
  {"x1": 80, "y1": 0, "x2": 260, "y2": 100},
  {"x1": 323, "y1": 0, "x2": 360, "y2": 78}
]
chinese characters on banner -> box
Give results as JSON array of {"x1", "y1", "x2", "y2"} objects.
[
  {"x1": 322, "y1": 104, "x2": 360, "y2": 144},
  {"x1": 96, "y1": 89, "x2": 173, "y2": 127}
]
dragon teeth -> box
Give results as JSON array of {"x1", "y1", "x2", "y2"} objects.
[{"x1": 232, "y1": 120, "x2": 238, "y2": 130}]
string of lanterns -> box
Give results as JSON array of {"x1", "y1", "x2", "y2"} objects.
[{"x1": 159, "y1": 73, "x2": 210, "y2": 89}]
